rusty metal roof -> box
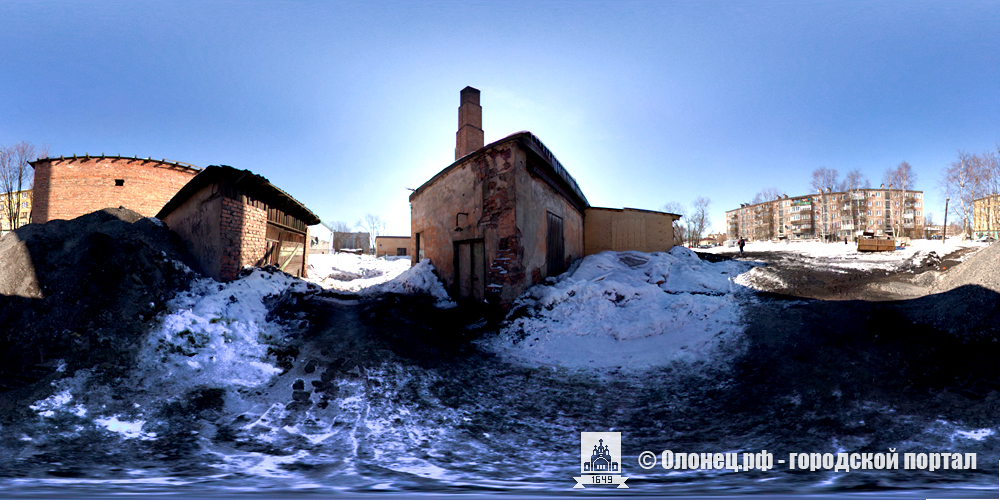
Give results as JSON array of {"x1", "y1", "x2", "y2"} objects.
[{"x1": 156, "y1": 165, "x2": 320, "y2": 225}]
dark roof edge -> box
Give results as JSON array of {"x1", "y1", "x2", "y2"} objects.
[
  {"x1": 156, "y1": 165, "x2": 320, "y2": 225},
  {"x1": 29, "y1": 154, "x2": 202, "y2": 173},
  {"x1": 408, "y1": 132, "x2": 590, "y2": 210}
]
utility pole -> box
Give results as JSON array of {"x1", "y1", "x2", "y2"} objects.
[{"x1": 943, "y1": 197, "x2": 950, "y2": 244}]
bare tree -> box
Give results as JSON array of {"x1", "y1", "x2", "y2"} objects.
[
  {"x1": 662, "y1": 201, "x2": 686, "y2": 245},
  {"x1": 751, "y1": 187, "x2": 783, "y2": 205},
  {"x1": 330, "y1": 221, "x2": 354, "y2": 251},
  {"x1": 358, "y1": 213, "x2": 385, "y2": 252},
  {"x1": 689, "y1": 197, "x2": 711, "y2": 245},
  {"x1": 749, "y1": 188, "x2": 782, "y2": 240},
  {"x1": 0, "y1": 141, "x2": 47, "y2": 232},
  {"x1": 810, "y1": 167, "x2": 839, "y2": 193},
  {"x1": 942, "y1": 150, "x2": 978, "y2": 237},
  {"x1": 883, "y1": 161, "x2": 918, "y2": 237},
  {"x1": 839, "y1": 169, "x2": 870, "y2": 237}
]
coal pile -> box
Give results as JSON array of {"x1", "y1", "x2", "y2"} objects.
[{"x1": 0, "y1": 208, "x2": 198, "y2": 391}]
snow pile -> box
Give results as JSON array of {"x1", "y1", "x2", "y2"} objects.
[
  {"x1": 307, "y1": 254, "x2": 454, "y2": 307},
  {"x1": 372, "y1": 258, "x2": 456, "y2": 308},
  {"x1": 133, "y1": 269, "x2": 316, "y2": 393},
  {"x1": 305, "y1": 253, "x2": 411, "y2": 292},
  {"x1": 486, "y1": 248, "x2": 754, "y2": 371}
]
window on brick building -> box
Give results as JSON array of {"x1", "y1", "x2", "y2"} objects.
[
  {"x1": 396, "y1": 248, "x2": 407, "y2": 256},
  {"x1": 115, "y1": 179, "x2": 125, "y2": 186}
]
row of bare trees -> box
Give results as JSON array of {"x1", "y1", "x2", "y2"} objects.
[
  {"x1": 0, "y1": 141, "x2": 47, "y2": 232},
  {"x1": 663, "y1": 197, "x2": 711, "y2": 246},
  {"x1": 941, "y1": 148, "x2": 1000, "y2": 237}
]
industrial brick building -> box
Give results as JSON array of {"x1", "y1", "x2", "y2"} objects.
[
  {"x1": 157, "y1": 165, "x2": 320, "y2": 281},
  {"x1": 410, "y1": 87, "x2": 679, "y2": 308},
  {"x1": 29, "y1": 155, "x2": 200, "y2": 223},
  {"x1": 727, "y1": 187, "x2": 925, "y2": 242}
]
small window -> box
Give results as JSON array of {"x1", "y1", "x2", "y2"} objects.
[
  {"x1": 114, "y1": 179, "x2": 125, "y2": 186},
  {"x1": 396, "y1": 248, "x2": 407, "y2": 256}
]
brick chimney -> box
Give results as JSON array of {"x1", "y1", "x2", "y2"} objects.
[{"x1": 455, "y1": 86, "x2": 484, "y2": 160}]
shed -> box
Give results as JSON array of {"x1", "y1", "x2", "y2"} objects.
[
  {"x1": 583, "y1": 207, "x2": 680, "y2": 255},
  {"x1": 156, "y1": 165, "x2": 320, "y2": 281}
]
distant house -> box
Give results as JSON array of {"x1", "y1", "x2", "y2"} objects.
[
  {"x1": 410, "y1": 87, "x2": 679, "y2": 308},
  {"x1": 0, "y1": 189, "x2": 32, "y2": 234},
  {"x1": 308, "y1": 222, "x2": 333, "y2": 254},
  {"x1": 156, "y1": 165, "x2": 320, "y2": 281},
  {"x1": 332, "y1": 232, "x2": 371, "y2": 254},
  {"x1": 375, "y1": 236, "x2": 413, "y2": 257},
  {"x1": 30, "y1": 155, "x2": 200, "y2": 224}
]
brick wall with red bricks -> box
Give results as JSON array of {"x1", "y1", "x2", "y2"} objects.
[
  {"x1": 218, "y1": 197, "x2": 268, "y2": 281},
  {"x1": 31, "y1": 157, "x2": 198, "y2": 223}
]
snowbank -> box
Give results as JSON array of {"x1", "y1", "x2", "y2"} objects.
[
  {"x1": 372, "y1": 258, "x2": 456, "y2": 308},
  {"x1": 306, "y1": 253, "x2": 454, "y2": 307},
  {"x1": 305, "y1": 253, "x2": 411, "y2": 292},
  {"x1": 485, "y1": 247, "x2": 754, "y2": 371}
]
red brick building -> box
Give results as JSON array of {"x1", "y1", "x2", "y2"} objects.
[
  {"x1": 29, "y1": 155, "x2": 200, "y2": 223},
  {"x1": 157, "y1": 165, "x2": 320, "y2": 281},
  {"x1": 410, "y1": 87, "x2": 679, "y2": 309}
]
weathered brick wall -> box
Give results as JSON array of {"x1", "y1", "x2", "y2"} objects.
[
  {"x1": 31, "y1": 157, "x2": 198, "y2": 223},
  {"x1": 219, "y1": 197, "x2": 267, "y2": 281}
]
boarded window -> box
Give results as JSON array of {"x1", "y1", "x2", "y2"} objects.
[{"x1": 546, "y1": 212, "x2": 565, "y2": 276}]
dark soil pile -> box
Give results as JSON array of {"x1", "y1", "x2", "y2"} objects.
[{"x1": 0, "y1": 208, "x2": 198, "y2": 389}]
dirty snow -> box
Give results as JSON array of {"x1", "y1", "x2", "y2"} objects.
[
  {"x1": 485, "y1": 247, "x2": 756, "y2": 371},
  {"x1": 704, "y1": 238, "x2": 984, "y2": 273}
]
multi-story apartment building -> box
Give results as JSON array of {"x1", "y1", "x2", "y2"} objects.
[
  {"x1": 973, "y1": 194, "x2": 1000, "y2": 239},
  {"x1": 0, "y1": 188, "x2": 31, "y2": 234},
  {"x1": 727, "y1": 187, "x2": 924, "y2": 242}
]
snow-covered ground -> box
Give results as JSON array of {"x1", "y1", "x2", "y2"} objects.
[
  {"x1": 703, "y1": 237, "x2": 985, "y2": 273},
  {"x1": 305, "y1": 253, "x2": 454, "y2": 306},
  {"x1": 304, "y1": 253, "x2": 412, "y2": 292},
  {"x1": 484, "y1": 247, "x2": 757, "y2": 372}
]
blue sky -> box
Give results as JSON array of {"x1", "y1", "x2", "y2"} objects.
[{"x1": 2, "y1": 1, "x2": 998, "y2": 235}]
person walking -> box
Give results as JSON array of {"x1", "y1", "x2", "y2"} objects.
[{"x1": 738, "y1": 237, "x2": 745, "y2": 256}]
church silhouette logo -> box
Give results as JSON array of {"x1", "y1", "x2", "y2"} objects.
[
  {"x1": 583, "y1": 438, "x2": 619, "y2": 473},
  {"x1": 574, "y1": 432, "x2": 628, "y2": 488}
]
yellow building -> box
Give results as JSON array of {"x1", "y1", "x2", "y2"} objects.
[
  {"x1": 973, "y1": 194, "x2": 1000, "y2": 239},
  {"x1": 0, "y1": 189, "x2": 32, "y2": 234}
]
